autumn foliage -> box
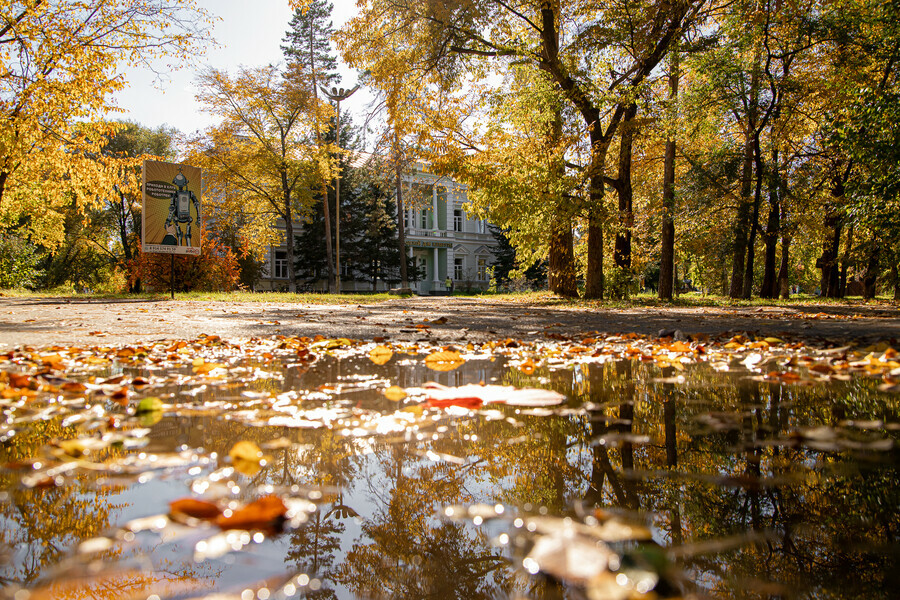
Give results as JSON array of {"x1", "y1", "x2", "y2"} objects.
[{"x1": 127, "y1": 225, "x2": 241, "y2": 293}]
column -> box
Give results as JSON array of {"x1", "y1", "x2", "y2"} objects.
[
  {"x1": 432, "y1": 247, "x2": 439, "y2": 283},
  {"x1": 432, "y1": 185, "x2": 439, "y2": 233}
]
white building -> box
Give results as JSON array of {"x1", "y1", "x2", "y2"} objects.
[{"x1": 259, "y1": 162, "x2": 498, "y2": 294}]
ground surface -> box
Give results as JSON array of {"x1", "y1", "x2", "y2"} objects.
[{"x1": 2, "y1": 295, "x2": 898, "y2": 349}]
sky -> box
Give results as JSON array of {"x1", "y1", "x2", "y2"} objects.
[{"x1": 111, "y1": 0, "x2": 369, "y2": 135}]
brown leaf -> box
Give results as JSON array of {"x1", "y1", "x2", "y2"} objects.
[
  {"x1": 60, "y1": 381, "x2": 87, "y2": 393},
  {"x1": 169, "y1": 497, "x2": 222, "y2": 520},
  {"x1": 216, "y1": 495, "x2": 287, "y2": 531}
]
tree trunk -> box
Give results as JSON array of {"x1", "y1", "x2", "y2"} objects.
[
  {"x1": 0, "y1": 171, "x2": 7, "y2": 213},
  {"x1": 892, "y1": 261, "x2": 900, "y2": 300},
  {"x1": 742, "y1": 146, "x2": 763, "y2": 299},
  {"x1": 584, "y1": 129, "x2": 608, "y2": 300},
  {"x1": 282, "y1": 174, "x2": 297, "y2": 293},
  {"x1": 819, "y1": 211, "x2": 842, "y2": 298},
  {"x1": 547, "y1": 100, "x2": 578, "y2": 298},
  {"x1": 548, "y1": 215, "x2": 577, "y2": 297},
  {"x1": 395, "y1": 154, "x2": 408, "y2": 290},
  {"x1": 585, "y1": 208, "x2": 603, "y2": 299},
  {"x1": 613, "y1": 104, "x2": 637, "y2": 271},
  {"x1": 730, "y1": 49, "x2": 761, "y2": 298},
  {"x1": 778, "y1": 236, "x2": 791, "y2": 298},
  {"x1": 659, "y1": 48, "x2": 680, "y2": 301},
  {"x1": 760, "y1": 146, "x2": 780, "y2": 298},
  {"x1": 863, "y1": 244, "x2": 879, "y2": 299},
  {"x1": 310, "y1": 21, "x2": 334, "y2": 293}
]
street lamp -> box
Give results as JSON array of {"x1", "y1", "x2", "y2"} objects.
[{"x1": 320, "y1": 84, "x2": 359, "y2": 294}]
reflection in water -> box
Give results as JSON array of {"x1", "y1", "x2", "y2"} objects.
[{"x1": 0, "y1": 340, "x2": 898, "y2": 599}]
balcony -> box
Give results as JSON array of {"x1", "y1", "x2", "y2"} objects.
[{"x1": 406, "y1": 228, "x2": 451, "y2": 238}]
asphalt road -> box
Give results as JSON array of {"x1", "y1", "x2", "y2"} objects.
[{"x1": 2, "y1": 296, "x2": 898, "y2": 349}]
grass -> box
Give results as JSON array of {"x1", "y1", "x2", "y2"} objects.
[
  {"x1": 1, "y1": 287, "x2": 896, "y2": 307},
  {"x1": 0, "y1": 288, "x2": 397, "y2": 305}
]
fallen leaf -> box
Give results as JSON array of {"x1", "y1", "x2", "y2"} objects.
[
  {"x1": 384, "y1": 385, "x2": 407, "y2": 402},
  {"x1": 424, "y1": 350, "x2": 465, "y2": 372},
  {"x1": 216, "y1": 495, "x2": 287, "y2": 531},
  {"x1": 136, "y1": 397, "x2": 163, "y2": 414},
  {"x1": 424, "y1": 383, "x2": 566, "y2": 407},
  {"x1": 229, "y1": 440, "x2": 265, "y2": 463},
  {"x1": 169, "y1": 498, "x2": 222, "y2": 520},
  {"x1": 369, "y1": 345, "x2": 393, "y2": 365}
]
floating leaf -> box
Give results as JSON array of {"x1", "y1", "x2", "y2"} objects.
[
  {"x1": 136, "y1": 397, "x2": 163, "y2": 414},
  {"x1": 384, "y1": 385, "x2": 407, "y2": 402},
  {"x1": 170, "y1": 497, "x2": 222, "y2": 520},
  {"x1": 216, "y1": 495, "x2": 287, "y2": 531},
  {"x1": 424, "y1": 383, "x2": 566, "y2": 407},
  {"x1": 369, "y1": 345, "x2": 393, "y2": 365},
  {"x1": 424, "y1": 350, "x2": 465, "y2": 372},
  {"x1": 229, "y1": 440, "x2": 264, "y2": 463}
]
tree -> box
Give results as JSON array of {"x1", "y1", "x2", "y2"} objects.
[
  {"x1": 489, "y1": 225, "x2": 547, "y2": 291},
  {"x1": 0, "y1": 0, "x2": 211, "y2": 245},
  {"x1": 339, "y1": 0, "x2": 707, "y2": 299},
  {"x1": 0, "y1": 232, "x2": 42, "y2": 289},
  {"x1": 282, "y1": 0, "x2": 339, "y2": 89},
  {"x1": 100, "y1": 121, "x2": 177, "y2": 292},
  {"x1": 282, "y1": 0, "x2": 343, "y2": 291},
  {"x1": 192, "y1": 65, "x2": 326, "y2": 292}
]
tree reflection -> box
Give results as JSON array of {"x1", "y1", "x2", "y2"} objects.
[{"x1": 334, "y1": 440, "x2": 511, "y2": 599}]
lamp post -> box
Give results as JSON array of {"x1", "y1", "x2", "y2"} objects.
[{"x1": 321, "y1": 84, "x2": 359, "y2": 294}]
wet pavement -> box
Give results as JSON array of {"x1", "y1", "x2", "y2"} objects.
[{"x1": 1, "y1": 296, "x2": 899, "y2": 348}]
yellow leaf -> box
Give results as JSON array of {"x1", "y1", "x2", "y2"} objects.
[
  {"x1": 369, "y1": 345, "x2": 393, "y2": 365},
  {"x1": 764, "y1": 337, "x2": 784, "y2": 344},
  {"x1": 229, "y1": 441, "x2": 264, "y2": 463},
  {"x1": 384, "y1": 385, "x2": 407, "y2": 402},
  {"x1": 424, "y1": 350, "x2": 465, "y2": 372}
]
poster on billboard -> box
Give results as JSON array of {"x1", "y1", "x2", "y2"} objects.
[{"x1": 142, "y1": 160, "x2": 202, "y2": 256}]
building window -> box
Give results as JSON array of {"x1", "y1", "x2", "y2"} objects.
[
  {"x1": 453, "y1": 209, "x2": 463, "y2": 232},
  {"x1": 274, "y1": 250, "x2": 288, "y2": 279},
  {"x1": 420, "y1": 210, "x2": 429, "y2": 229},
  {"x1": 477, "y1": 257, "x2": 488, "y2": 281},
  {"x1": 454, "y1": 257, "x2": 464, "y2": 280},
  {"x1": 403, "y1": 210, "x2": 409, "y2": 230}
]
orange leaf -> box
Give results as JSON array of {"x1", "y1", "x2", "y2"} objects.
[
  {"x1": 169, "y1": 498, "x2": 222, "y2": 520},
  {"x1": 669, "y1": 341, "x2": 692, "y2": 353},
  {"x1": 424, "y1": 350, "x2": 465, "y2": 372},
  {"x1": 216, "y1": 495, "x2": 287, "y2": 531},
  {"x1": 427, "y1": 397, "x2": 484, "y2": 410}
]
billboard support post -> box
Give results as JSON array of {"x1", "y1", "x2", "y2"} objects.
[{"x1": 171, "y1": 254, "x2": 175, "y2": 300}]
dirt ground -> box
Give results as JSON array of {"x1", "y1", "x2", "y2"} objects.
[{"x1": 2, "y1": 295, "x2": 898, "y2": 350}]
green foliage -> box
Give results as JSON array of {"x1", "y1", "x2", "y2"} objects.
[
  {"x1": 489, "y1": 225, "x2": 547, "y2": 292},
  {"x1": 0, "y1": 232, "x2": 43, "y2": 289},
  {"x1": 606, "y1": 266, "x2": 637, "y2": 300}
]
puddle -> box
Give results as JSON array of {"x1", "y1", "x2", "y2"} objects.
[{"x1": 0, "y1": 335, "x2": 898, "y2": 599}]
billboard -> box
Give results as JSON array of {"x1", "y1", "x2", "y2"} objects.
[{"x1": 142, "y1": 160, "x2": 202, "y2": 255}]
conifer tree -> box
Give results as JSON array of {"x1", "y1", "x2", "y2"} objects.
[{"x1": 282, "y1": 0, "x2": 339, "y2": 88}]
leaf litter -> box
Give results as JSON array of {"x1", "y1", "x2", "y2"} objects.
[{"x1": 0, "y1": 330, "x2": 898, "y2": 598}]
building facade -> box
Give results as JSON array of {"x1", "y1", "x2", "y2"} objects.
[{"x1": 258, "y1": 163, "x2": 498, "y2": 294}]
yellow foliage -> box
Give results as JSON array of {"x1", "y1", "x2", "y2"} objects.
[{"x1": 0, "y1": 0, "x2": 213, "y2": 245}]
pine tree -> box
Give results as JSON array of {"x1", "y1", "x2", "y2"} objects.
[{"x1": 282, "y1": 0, "x2": 339, "y2": 89}]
